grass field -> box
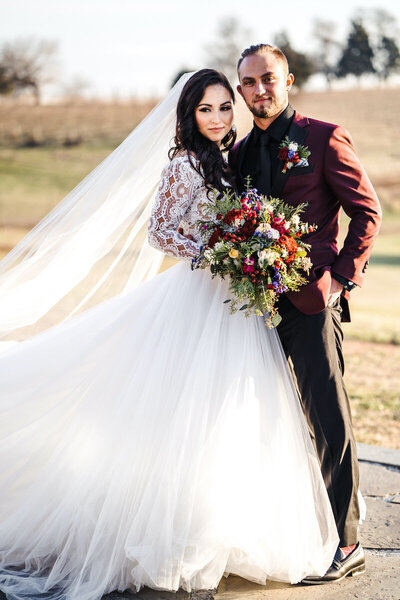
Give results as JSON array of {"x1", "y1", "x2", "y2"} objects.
[{"x1": 0, "y1": 88, "x2": 399, "y2": 448}]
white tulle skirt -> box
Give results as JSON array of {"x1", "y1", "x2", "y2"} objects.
[{"x1": 0, "y1": 261, "x2": 339, "y2": 600}]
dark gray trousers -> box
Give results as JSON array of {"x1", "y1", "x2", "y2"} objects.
[{"x1": 276, "y1": 294, "x2": 360, "y2": 546}]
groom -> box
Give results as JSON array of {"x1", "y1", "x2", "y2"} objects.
[{"x1": 229, "y1": 44, "x2": 382, "y2": 583}]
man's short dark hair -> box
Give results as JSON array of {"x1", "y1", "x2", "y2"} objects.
[{"x1": 237, "y1": 44, "x2": 289, "y2": 75}]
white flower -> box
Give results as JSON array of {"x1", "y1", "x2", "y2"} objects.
[
  {"x1": 204, "y1": 249, "x2": 216, "y2": 264},
  {"x1": 286, "y1": 161, "x2": 293, "y2": 170},
  {"x1": 301, "y1": 257, "x2": 312, "y2": 270},
  {"x1": 258, "y1": 249, "x2": 278, "y2": 265},
  {"x1": 291, "y1": 214, "x2": 300, "y2": 226},
  {"x1": 283, "y1": 220, "x2": 290, "y2": 230},
  {"x1": 255, "y1": 222, "x2": 270, "y2": 234},
  {"x1": 214, "y1": 242, "x2": 225, "y2": 251},
  {"x1": 270, "y1": 228, "x2": 280, "y2": 240},
  {"x1": 288, "y1": 141, "x2": 298, "y2": 151}
]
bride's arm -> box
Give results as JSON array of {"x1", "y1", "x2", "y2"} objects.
[{"x1": 148, "y1": 157, "x2": 202, "y2": 263}]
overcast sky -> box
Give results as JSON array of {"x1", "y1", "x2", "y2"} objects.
[{"x1": 2, "y1": 0, "x2": 400, "y2": 98}]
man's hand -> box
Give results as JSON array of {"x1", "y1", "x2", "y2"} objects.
[
  {"x1": 328, "y1": 277, "x2": 343, "y2": 306},
  {"x1": 177, "y1": 227, "x2": 194, "y2": 241}
]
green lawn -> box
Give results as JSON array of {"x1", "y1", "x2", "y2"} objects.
[{"x1": 0, "y1": 143, "x2": 115, "y2": 225}]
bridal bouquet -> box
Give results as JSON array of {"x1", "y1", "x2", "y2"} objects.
[{"x1": 191, "y1": 187, "x2": 315, "y2": 327}]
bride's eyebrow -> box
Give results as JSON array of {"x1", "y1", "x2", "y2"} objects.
[{"x1": 197, "y1": 101, "x2": 232, "y2": 108}]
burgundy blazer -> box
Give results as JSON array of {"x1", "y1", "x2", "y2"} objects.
[{"x1": 229, "y1": 111, "x2": 382, "y2": 320}]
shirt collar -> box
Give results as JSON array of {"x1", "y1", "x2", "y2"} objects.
[{"x1": 253, "y1": 104, "x2": 294, "y2": 143}]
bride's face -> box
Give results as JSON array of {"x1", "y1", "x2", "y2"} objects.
[{"x1": 195, "y1": 84, "x2": 234, "y2": 144}]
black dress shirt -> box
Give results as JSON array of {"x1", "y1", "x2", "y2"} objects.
[{"x1": 241, "y1": 104, "x2": 295, "y2": 194}]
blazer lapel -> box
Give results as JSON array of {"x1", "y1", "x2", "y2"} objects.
[{"x1": 271, "y1": 114, "x2": 310, "y2": 198}]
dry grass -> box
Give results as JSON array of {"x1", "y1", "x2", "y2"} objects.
[
  {"x1": 344, "y1": 339, "x2": 400, "y2": 449},
  {"x1": 0, "y1": 98, "x2": 157, "y2": 148}
]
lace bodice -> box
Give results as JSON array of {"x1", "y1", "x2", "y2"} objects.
[{"x1": 148, "y1": 154, "x2": 211, "y2": 264}]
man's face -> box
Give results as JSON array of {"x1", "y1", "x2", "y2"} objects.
[{"x1": 237, "y1": 52, "x2": 294, "y2": 120}]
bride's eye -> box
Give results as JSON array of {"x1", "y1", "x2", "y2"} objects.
[
  {"x1": 198, "y1": 107, "x2": 211, "y2": 112},
  {"x1": 221, "y1": 106, "x2": 232, "y2": 111}
]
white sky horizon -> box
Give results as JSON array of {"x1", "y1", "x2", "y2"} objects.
[{"x1": 2, "y1": 0, "x2": 400, "y2": 100}]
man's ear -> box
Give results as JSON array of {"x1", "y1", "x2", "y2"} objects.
[
  {"x1": 236, "y1": 84, "x2": 243, "y2": 99},
  {"x1": 286, "y1": 73, "x2": 295, "y2": 91}
]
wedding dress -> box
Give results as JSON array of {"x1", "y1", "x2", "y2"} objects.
[{"x1": 0, "y1": 151, "x2": 339, "y2": 600}]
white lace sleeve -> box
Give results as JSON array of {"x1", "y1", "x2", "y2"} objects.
[{"x1": 148, "y1": 157, "x2": 202, "y2": 263}]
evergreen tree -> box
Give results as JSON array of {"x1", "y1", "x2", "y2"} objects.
[
  {"x1": 337, "y1": 20, "x2": 376, "y2": 78},
  {"x1": 274, "y1": 32, "x2": 315, "y2": 89},
  {"x1": 376, "y1": 35, "x2": 400, "y2": 80}
]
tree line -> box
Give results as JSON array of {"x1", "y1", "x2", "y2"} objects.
[
  {"x1": 200, "y1": 9, "x2": 400, "y2": 89},
  {"x1": 1, "y1": 8, "x2": 400, "y2": 104}
]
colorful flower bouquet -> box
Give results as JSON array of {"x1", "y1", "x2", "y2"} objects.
[{"x1": 191, "y1": 186, "x2": 316, "y2": 327}]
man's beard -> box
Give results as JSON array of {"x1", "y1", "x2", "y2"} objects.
[{"x1": 251, "y1": 98, "x2": 281, "y2": 119}]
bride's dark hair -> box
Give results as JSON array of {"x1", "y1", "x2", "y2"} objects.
[{"x1": 169, "y1": 69, "x2": 237, "y2": 195}]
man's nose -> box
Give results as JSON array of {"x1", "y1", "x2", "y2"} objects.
[{"x1": 255, "y1": 81, "x2": 267, "y2": 95}]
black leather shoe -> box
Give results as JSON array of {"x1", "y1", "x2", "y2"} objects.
[{"x1": 301, "y1": 543, "x2": 365, "y2": 584}]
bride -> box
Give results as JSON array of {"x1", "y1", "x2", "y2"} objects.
[{"x1": 0, "y1": 69, "x2": 339, "y2": 600}]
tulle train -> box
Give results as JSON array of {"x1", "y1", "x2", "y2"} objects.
[{"x1": 0, "y1": 262, "x2": 339, "y2": 599}]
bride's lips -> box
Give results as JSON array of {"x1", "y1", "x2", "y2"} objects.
[{"x1": 209, "y1": 127, "x2": 224, "y2": 132}]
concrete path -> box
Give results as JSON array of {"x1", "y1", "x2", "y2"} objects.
[{"x1": 1, "y1": 443, "x2": 399, "y2": 600}]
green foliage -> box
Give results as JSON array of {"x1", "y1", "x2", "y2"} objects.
[
  {"x1": 337, "y1": 20, "x2": 376, "y2": 78},
  {"x1": 377, "y1": 35, "x2": 400, "y2": 80},
  {"x1": 274, "y1": 31, "x2": 316, "y2": 88},
  {"x1": 0, "y1": 65, "x2": 13, "y2": 95}
]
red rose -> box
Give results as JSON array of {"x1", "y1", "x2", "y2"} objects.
[
  {"x1": 240, "y1": 221, "x2": 257, "y2": 238},
  {"x1": 208, "y1": 227, "x2": 222, "y2": 247},
  {"x1": 278, "y1": 147, "x2": 289, "y2": 160}
]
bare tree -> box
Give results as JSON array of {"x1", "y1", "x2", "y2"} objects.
[
  {"x1": 312, "y1": 19, "x2": 341, "y2": 87},
  {"x1": 204, "y1": 17, "x2": 253, "y2": 84},
  {"x1": 0, "y1": 38, "x2": 58, "y2": 104},
  {"x1": 60, "y1": 76, "x2": 92, "y2": 103},
  {"x1": 0, "y1": 65, "x2": 13, "y2": 95}
]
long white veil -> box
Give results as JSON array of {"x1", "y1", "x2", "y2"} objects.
[{"x1": 0, "y1": 72, "x2": 194, "y2": 344}]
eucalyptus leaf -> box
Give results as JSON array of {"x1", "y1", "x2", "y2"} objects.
[{"x1": 271, "y1": 314, "x2": 282, "y2": 327}]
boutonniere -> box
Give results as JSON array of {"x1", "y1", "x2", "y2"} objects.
[{"x1": 278, "y1": 136, "x2": 311, "y2": 173}]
